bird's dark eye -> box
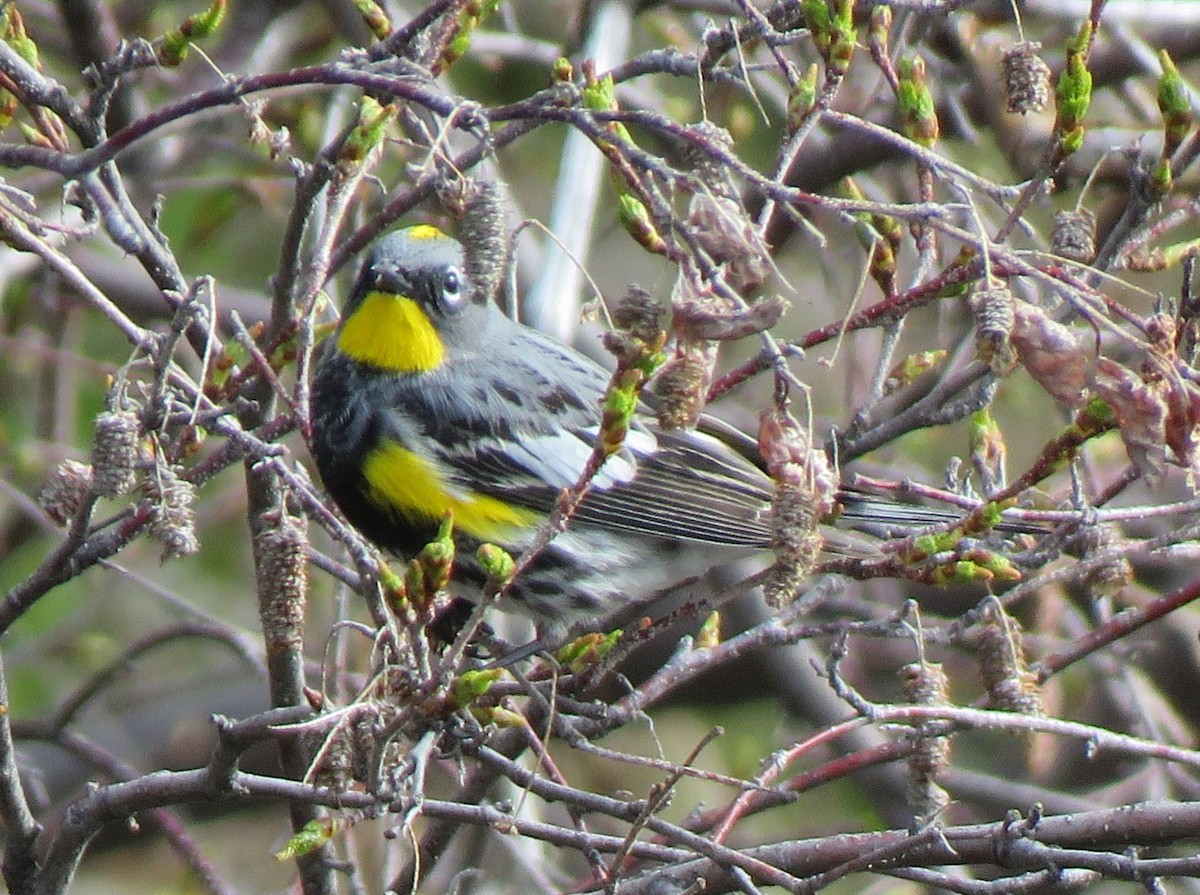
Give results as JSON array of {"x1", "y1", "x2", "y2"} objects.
[{"x1": 440, "y1": 267, "x2": 467, "y2": 311}]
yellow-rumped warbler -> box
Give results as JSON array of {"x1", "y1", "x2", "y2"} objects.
[{"x1": 309, "y1": 226, "x2": 972, "y2": 632}]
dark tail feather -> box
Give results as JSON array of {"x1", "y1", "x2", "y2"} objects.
[{"x1": 835, "y1": 490, "x2": 1045, "y2": 537}]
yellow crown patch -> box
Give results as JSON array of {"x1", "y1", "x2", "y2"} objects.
[{"x1": 407, "y1": 224, "x2": 445, "y2": 241}]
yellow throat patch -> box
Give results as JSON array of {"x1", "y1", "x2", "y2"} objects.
[
  {"x1": 362, "y1": 441, "x2": 540, "y2": 542},
  {"x1": 337, "y1": 291, "x2": 445, "y2": 372}
]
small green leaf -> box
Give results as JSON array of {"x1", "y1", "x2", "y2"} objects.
[
  {"x1": 555, "y1": 630, "x2": 621, "y2": 670},
  {"x1": 275, "y1": 817, "x2": 338, "y2": 861},
  {"x1": 340, "y1": 96, "x2": 394, "y2": 164},
  {"x1": 898, "y1": 55, "x2": 938, "y2": 148},
  {"x1": 787, "y1": 63, "x2": 820, "y2": 130},
  {"x1": 160, "y1": 0, "x2": 227, "y2": 65},
  {"x1": 350, "y1": 0, "x2": 391, "y2": 41},
  {"x1": 1158, "y1": 50, "x2": 1193, "y2": 158},
  {"x1": 1053, "y1": 22, "x2": 1093, "y2": 140},
  {"x1": 452, "y1": 668, "x2": 503, "y2": 707},
  {"x1": 616, "y1": 194, "x2": 665, "y2": 255}
]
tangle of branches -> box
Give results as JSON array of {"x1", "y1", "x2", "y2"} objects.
[{"x1": 4, "y1": 1, "x2": 1200, "y2": 894}]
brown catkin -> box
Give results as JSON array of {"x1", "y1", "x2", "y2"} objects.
[
  {"x1": 1002, "y1": 41, "x2": 1051, "y2": 114},
  {"x1": 92, "y1": 410, "x2": 140, "y2": 497},
  {"x1": 253, "y1": 513, "x2": 309, "y2": 653},
  {"x1": 977, "y1": 602, "x2": 1043, "y2": 716},
  {"x1": 680, "y1": 121, "x2": 737, "y2": 198},
  {"x1": 757, "y1": 409, "x2": 836, "y2": 608},
  {"x1": 653, "y1": 346, "x2": 711, "y2": 430},
  {"x1": 312, "y1": 712, "x2": 375, "y2": 792},
  {"x1": 763, "y1": 485, "x2": 822, "y2": 608},
  {"x1": 1051, "y1": 209, "x2": 1097, "y2": 264},
  {"x1": 969, "y1": 282, "x2": 1016, "y2": 372},
  {"x1": 611, "y1": 285, "x2": 667, "y2": 347},
  {"x1": 458, "y1": 179, "x2": 508, "y2": 307},
  {"x1": 38, "y1": 459, "x2": 93, "y2": 525},
  {"x1": 147, "y1": 466, "x2": 199, "y2": 559},
  {"x1": 900, "y1": 661, "x2": 952, "y2": 821}
]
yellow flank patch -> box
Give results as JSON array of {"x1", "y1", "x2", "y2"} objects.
[
  {"x1": 363, "y1": 441, "x2": 540, "y2": 542},
  {"x1": 408, "y1": 224, "x2": 445, "y2": 241},
  {"x1": 337, "y1": 292, "x2": 444, "y2": 372}
]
